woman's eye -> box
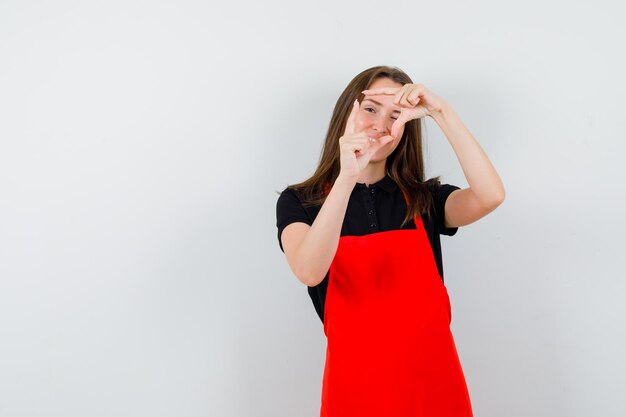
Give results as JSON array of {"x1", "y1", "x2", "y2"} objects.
[{"x1": 364, "y1": 107, "x2": 397, "y2": 120}]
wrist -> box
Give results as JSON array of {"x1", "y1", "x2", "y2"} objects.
[
  {"x1": 334, "y1": 173, "x2": 358, "y2": 190},
  {"x1": 429, "y1": 102, "x2": 455, "y2": 125}
]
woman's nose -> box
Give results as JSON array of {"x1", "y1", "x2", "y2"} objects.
[{"x1": 371, "y1": 115, "x2": 388, "y2": 132}]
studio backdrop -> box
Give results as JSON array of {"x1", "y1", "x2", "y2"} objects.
[{"x1": 0, "y1": 0, "x2": 624, "y2": 416}]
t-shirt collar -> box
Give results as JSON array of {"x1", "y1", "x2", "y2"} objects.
[{"x1": 355, "y1": 174, "x2": 398, "y2": 193}]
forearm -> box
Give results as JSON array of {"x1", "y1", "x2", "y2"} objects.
[
  {"x1": 431, "y1": 104, "x2": 505, "y2": 206},
  {"x1": 295, "y1": 174, "x2": 356, "y2": 286}
]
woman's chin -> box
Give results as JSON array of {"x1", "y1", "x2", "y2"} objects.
[
  {"x1": 370, "y1": 152, "x2": 388, "y2": 163},
  {"x1": 371, "y1": 144, "x2": 394, "y2": 162}
]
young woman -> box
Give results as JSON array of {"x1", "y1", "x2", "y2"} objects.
[{"x1": 275, "y1": 66, "x2": 505, "y2": 417}]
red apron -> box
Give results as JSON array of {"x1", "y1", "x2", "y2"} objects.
[{"x1": 320, "y1": 190, "x2": 473, "y2": 417}]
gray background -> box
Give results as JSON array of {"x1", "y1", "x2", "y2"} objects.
[{"x1": 1, "y1": 0, "x2": 624, "y2": 416}]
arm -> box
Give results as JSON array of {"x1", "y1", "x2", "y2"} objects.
[
  {"x1": 281, "y1": 99, "x2": 393, "y2": 286},
  {"x1": 431, "y1": 104, "x2": 506, "y2": 228},
  {"x1": 363, "y1": 83, "x2": 506, "y2": 228},
  {"x1": 281, "y1": 175, "x2": 356, "y2": 287}
]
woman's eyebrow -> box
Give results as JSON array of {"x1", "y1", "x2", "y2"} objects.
[{"x1": 362, "y1": 98, "x2": 401, "y2": 114}]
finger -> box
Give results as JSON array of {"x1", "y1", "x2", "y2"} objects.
[
  {"x1": 364, "y1": 136, "x2": 378, "y2": 152},
  {"x1": 344, "y1": 100, "x2": 359, "y2": 135},
  {"x1": 370, "y1": 135, "x2": 393, "y2": 149},
  {"x1": 378, "y1": 135, "x2": 394, "y2": 147},
  {"x1": 346, "y1": 141, "x2": 367, "y2": 156},
  {"x1": 343, "y1": 136, "x2": 368, "y2": 151},
  {"x1": 391, "y1": 117, "x2": 408, "y2": 139},
  {"x1": 406, "y1": 89, "x2": 421, "y2": 106},
  {"x1": 366, "y1": 135, "x2": 395, "y2": 158},
  {"x1": 404, "y1": 85, "x2": 422, "y2": 107},
  {"x1": 391, "y1": 120, "x2": 400, "y2": 139},
  {"x1": 361, "y1": 87, "x2": 400, "y2": 96},
  {"x1": 394, "y1": 84, "x2": 412, "y2": 106},
  {"x1": 361, "y1": 135, "x2": 376, "y2": 155}
]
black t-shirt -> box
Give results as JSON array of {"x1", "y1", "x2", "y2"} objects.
[{"x1": 276, "y1": 174, "x2": 460, "y2": 323}]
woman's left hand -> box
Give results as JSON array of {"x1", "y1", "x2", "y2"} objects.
[{"x1": 362, "y1": 83, "x2": 448, "y2": 139}]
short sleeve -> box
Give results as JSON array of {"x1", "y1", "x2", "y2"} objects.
[
  {"x1": 276, "y1": 187, "x2": 312, "y2": 253},
  {"x1": 431, "y1": 183, "x2": 461, "y2": 236}
]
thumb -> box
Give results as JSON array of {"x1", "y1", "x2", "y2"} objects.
[
  {"x1": 390, "y1": 119, "x2": 404, "y2": 140},
  {"x1": 344, "y1": 100, "x2": 359, "y2": 136},
  {"x1": 366, "y1": 135, "x2": 395, "y2": 159},
  {"x1": 379, "y1": 135, "x2": 394, "y2": 147},
  {"x1": 391, "y1": 110, "x2": 413, "y2": 139}
]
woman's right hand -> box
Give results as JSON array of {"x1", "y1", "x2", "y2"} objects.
[{"x1": 338, "y1": 100, "x2": 394, "y2": 180}]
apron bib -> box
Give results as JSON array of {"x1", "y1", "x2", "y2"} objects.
[{"x1": 319, "y1": 190, "x2": 473, "y2": 417}]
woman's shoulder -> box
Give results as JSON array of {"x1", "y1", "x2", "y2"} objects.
[
  {"x1": 422, "y1": 179, "x2": 461, "y2": 236},
  {"x1": 278, "y1": 182, "x2": 327, "y2": 210},
  {"x1": 276, "y1": 184, "x2": 321, "y2": 212},
  {"x1": 428, "y1": 182, "x2": 461, "y2": 199},
  {"x1": 279, "y1": 184, "x2": 311, "y2": 201},
  {"x1": 275, "y1": 184, "x2": 319, "y2": 237},
  {"x1": 277, "y1": 185, "x2": 303, "y2": 206},
  {"x1": 419, "y1": 177, "x2": 460, "y2": 195}
]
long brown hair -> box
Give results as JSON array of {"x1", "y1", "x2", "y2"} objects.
[{"x1": 283, "y1": 65, "x2": 441, "y2": 227}]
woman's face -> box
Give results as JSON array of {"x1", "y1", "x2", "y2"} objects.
[{"x1": 354, "y1": 77, "x2": 406, "y2": 161}]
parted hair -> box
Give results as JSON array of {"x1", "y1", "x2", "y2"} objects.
[{"x1": 284, "y1": 65, "x2": 442, "y2": 227}]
